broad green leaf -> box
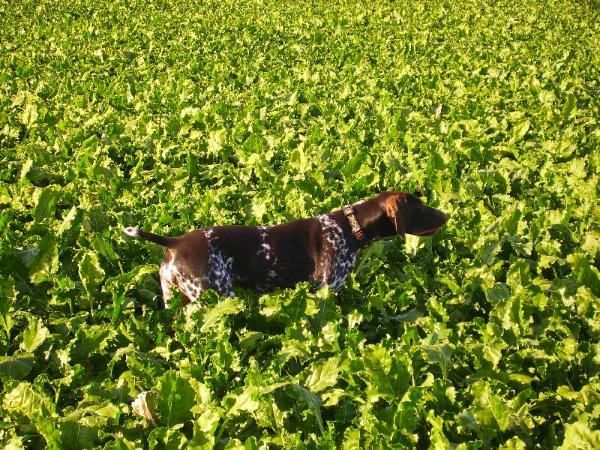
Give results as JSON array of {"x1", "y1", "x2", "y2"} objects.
[
  {"x1": 483, "y1": 343, "x2": 503, "y2": 368},
  {"x1": 228, "y1": 387, "x2": 260, "y2": 415},
  {"x1": 478, "y1": 240, "x2": 500, "y2": 265},
  {"x1": 3, "y1": 383, "x2": 61, "y2": 448},
  {"x1": 485, "y1": 283, "x2": 511, "y2": 303},
  {"x1": 244, "y1": 436, "x2": 259, "y2": 450},
  {"x1": 422, "y1": 344, "x2": 452, "y2": 378},
  {"x1": 404, "y1": 234, "x2": 422, "y2": 256},
  {"x1": 57, "y1": 206, "x2": 79, "y2": 235},
  {"x1": 238, "y1": 331, "x2": 264, "y2": 351},
  {"x1": 156, "y1": 370, "x2": 196, "y2": 426},
  {"x1": 470, "y1": 381, "x2": 512, "y2": 432},
  {"x1": 0, "y1": 276, "x2": 16, "y2": 338},
  {"x1": 363, "y1": 344, "x2": 411, "y2": 401},
  {"x1": 561, "y1": 93, "x2": 577, "y2": 120},
  {"x1": 488, "y1": 390, "x2": 512, "y2": 432},
  {"x1": 506, "y1": 259, "x2": 531, "y2": 292},
  {"x1": 29, "y1": 236, "x2": 59, "y2": 284},
  {"x1": 103, "y1": 264, "x2": 157, "y2": 296},
  {"x1": 511, "y1": 120, "x2": 530, "y2": 142},
  {"x1": 20, "y1": 103, "x2": 38, "y2": 127},
  {"x1": 78, "y1": 251, "x2": 105, "y2": 296},
  {"x1": 60, "y1": 417, "x2": 103, "y2": 450},
  {"x1": 103, "y1": 438, "x2": 138, "y2": 450},
  {"x1": 305, "y1": 356, "x2": 341, "y2": 392},
  {"x1": 20, "y1": 159, "x2": 33, "y2": 180},
  {"x1": 568, "y1": 253, "x2": 600, "y2": 296},
  {"x1": 147, "y1": 427, "x2": 188, "y2": 450},
  {"x1": 342, "y1": 429, "x2": 361, "y2": 450},
  {"x1": 0, "y1": 355, "x2": 34, "y2": 380},
  {"x1": 293, "y1": 385, "x2": 324, "y2": 433},
  {"x1": 20, "y1": 316, "x2": 49, "y2": 352},
  {"x1": 341, "y1": 152, "x2": 367, "y2": 179},
  {"x1": 2, "y1": 430, "x2": 27, "y2": 450},
  {"x1": 70, "y1": 325, "x2": 115, "y2": 361},
  {"x1": 196, "y1": 409, "x2": 221, "y2": 434},
  {"x1": 34, "y1": 186, "x2": 61, "y2": 223},
  {"x1": 558, "y1": 420, "x2": 600, "y2": 449},
  {"x1": 500, "y1": 437, "x2": 527, "y2": 450},
  {"x1": 427, "y1": 410, "x2": 451, "y2": 450},
  {"x1": 200, "y1": 298, "x2": 244, "y2": 332}
]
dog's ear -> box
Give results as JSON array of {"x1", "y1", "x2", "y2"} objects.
[{"x1": 384, "y1": 194, "x2": 410, "y2": 238}]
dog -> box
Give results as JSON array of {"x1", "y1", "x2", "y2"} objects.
[{"x1": 124, "y1": 191, "x2": 448, "y2": 306}]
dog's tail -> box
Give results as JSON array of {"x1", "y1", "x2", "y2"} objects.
[{"x1": 123, "y1": 227, "x2": 174, "y2": 247}]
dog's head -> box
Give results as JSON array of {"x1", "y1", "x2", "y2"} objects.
[{"x1": 380, "y1": 192, "x2": 448, "y2": 238}]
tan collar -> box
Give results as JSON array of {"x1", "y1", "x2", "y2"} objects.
[{"x1": 343, "y1": 204, "x2": 367, "y2": 245}]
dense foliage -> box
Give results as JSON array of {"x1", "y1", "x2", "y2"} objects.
[{"x1": 1, "y1": 0, "x2": 599, "y2": 448}]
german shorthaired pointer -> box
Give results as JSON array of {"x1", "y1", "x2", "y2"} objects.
[{"x1": 124, "y1": 192, "x2": 448, "y2": 306}]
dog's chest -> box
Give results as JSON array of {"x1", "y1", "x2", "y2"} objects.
[{"x1": 313, "y1": 215, "x2": 359, "y2": 291}]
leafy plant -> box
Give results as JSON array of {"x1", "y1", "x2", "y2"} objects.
[{"x1": 0, "y1": 0, "x2": 598, "y2": 448}]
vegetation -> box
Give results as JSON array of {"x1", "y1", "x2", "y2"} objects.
[{"x1": 1, "y1": 0, "x2": 599, "y2": 448}]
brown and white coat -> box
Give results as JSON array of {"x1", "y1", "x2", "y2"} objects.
[{"x1": 124, "y1": 191, "x2": 448, "y2": 307}]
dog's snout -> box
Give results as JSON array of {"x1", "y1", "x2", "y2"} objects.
[{"x1": 438, "y1": 210, "x2": 449, "y2": 224}]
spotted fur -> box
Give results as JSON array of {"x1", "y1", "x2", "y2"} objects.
[
  {"x1": 159, "y1": 254, "x2": 205, "y2": 307},
  {"x1": 202, "y1": 228, "x2": 235, "y2": 297},
  {"x1": 314, "y1": 214, "x2": 359, "y2": 291}
]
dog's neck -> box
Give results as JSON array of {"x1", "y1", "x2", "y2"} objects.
[{"x1": 349, "y1": 198, "x2": 397, "y2": 242}]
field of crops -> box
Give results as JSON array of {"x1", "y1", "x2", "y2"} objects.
[{"x1": 1, "y1": 0, "x2": 599, "y2": 448}]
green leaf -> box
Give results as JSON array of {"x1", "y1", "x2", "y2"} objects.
[
  {"x1": 478, "y1": 240, "x2": 500, "y2": 265},
  {"x1": 228, "y1": 386, "x2": 261, "y2": 415},
  {"x1": 488, "y1": 390, "x2": 511, "y2": 431},
  {"x1": 34, "y1": 186, "x2": 61, "y2": 223},
  {"x1": 363, "y1": 344, "x2": 410, "y2": 402},
  {"x1": 1, "y1": 429, "x2": 27, "y2": 450},
  {"x1": 200, "y1": 298, "x2": 244, "y2": 332},
  {"x1": 293, "y1": 384, "x2": 325, "y2": 434},
  {"x1": 60, "y1": 417, "x2": 103, "y2": 450},
  {"x1": 305, "y1": 356, "x2": 341, "y2": 392},
  {"x1": 102, "y1": 437, "x2": 137, "y2": 450},
  {"x1": 78, "y1": 251, "x2": 105, "y2": 297},
  {"x1": 470, "y1": 381, "x2": 512, "y2": 433},
  {"x1": 57, "y1": 206, "x2": 79, "y2": 235},
  {"x1": 103, "y1": 264, "x2": 157, "y2": 296},
  {"x1": 70, "y1": 325, "x2": 115, "y2": 362},
  {"x1": 20, "y1": 103, "x2": 38, "y2": 127},
  {"x1": 427, "y1": 410, "x2": 451, "y2": 450},
  {"x1": 29, "y1": 235, "x2": 59, "y2": 284},
  {"x1": 156, "y1": 370, "x2": 196, "y2": 426},
  {"x1": 342, "y1": 429, "x2": 361, "y2": 450},
  {"x1": 0, "y1": 276, "x2": 16, "y2": 338},
  {"x1": 561, "y1": 93, "x2": 577, "y2": 121},
  {"x1": 422, "y1": 344, "x2": 452, "y2": 378},
  {"x1": 20, "y1": 316, "x2": 49, "y2": 352},
  {"x1": 485, "y1": 283, "x2": 511, "y2": 304},
  {"x1": 196, "y1": 409, "x2": 221, "y2": 434},
  {"x1": 511, "y1": 120, "x2": 530, "y2": 142},
  {"x1": 341, "y1": 152, "x2": 367, "y2": 179},
  {"x1": 506, "y1": 259, "x2": 531, "y2": 293},
  {"x1": 568, "y1": 253, "x2": 600, "y2": 296},
  {"x1": 0, "y1": 355, "x2": 34, "y2": 380},
  {"x1": 559, "y1": 420, "x2": 600, "y2": 449},
  {"x1": 4, "y1": 382, "x2": 51, "y2": 417},
  {"x1": 238, "y1": 331, "x2": 265, "y2": 351},
  {"x1": 3, "y1": 383, "x2": 61, "y2": 448}
]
